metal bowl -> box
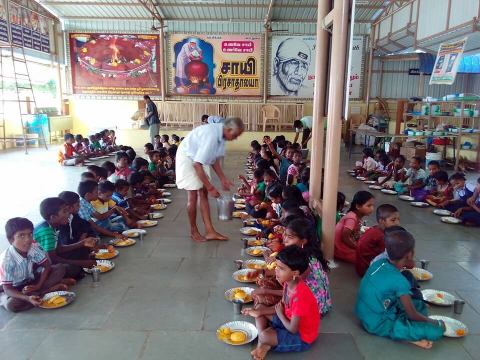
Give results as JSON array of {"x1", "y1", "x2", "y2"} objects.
[
  {"x1": 121, "y1": 229, "x2": 146, "y2": 238},
  {"x1": 224, "y1": 287, "x2": 254, "y2": 303},
  {"x1": 411, "y1": 202, "x2": 430, "y2": 208},
  {"x1": 369, "y1": 185, "x2": 382, "y2": 190},
  {"x1": 433, "y1": 209, "x2": 451, "y2": 216},
  {"x1": 407, "y1": 267, "x2": 433, "y2": 281},
  {"x1": 429, "y1": 316, "x2": 468, "y2": 337},
  {"x1": 83, "y1": 260, "x2": 115, "y2": 273},
  {"x1": 399, "y1": 195, "x2": 414, "y2": 201},
  {"x1": 422, "y1": 289, "x2": 456, "y2": 306},
  {"x1": 232, "y1": 269, "x2": 259, "y2": 283},
  {"x1": 240, "y1": 227, "x2": 262, "y2": 236},
  {"x1": 381, "y1": 189, "x2": 398, "y2": 195},
  {"x1": 246, "y1": 246, "x2": 269, "y2": 257},
  {"x1": 40, "y1": 291, "x2": 75, "y2": 309}
]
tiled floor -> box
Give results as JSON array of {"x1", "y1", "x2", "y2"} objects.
[{"x1": 0, "y1": 146, "x2": 479, "y2": 359}]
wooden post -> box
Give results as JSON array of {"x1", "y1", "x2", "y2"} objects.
[
  {"x1": 322, "y1": 0, "x2": 349, "y2": 261},
  {"x1": 365, "y1": 24, "x2": 375, "y2": 116},
  {"x1": 309, "y1": 0, "x2": 330, "y2": 208}
]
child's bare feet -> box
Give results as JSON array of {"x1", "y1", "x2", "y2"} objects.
[
  {"x1": 191, "y1": 230, "x2": 206, "y2": 242},
  {"x1": 205, "y1": 231, "x2": 228, "y2": 241},
  {"x1": 61, "y1": 278, "x2": 77, "y2": 285},
  {"x1": 411, "y1": 339, "x2": 433, "y2": 349},
  {"x1": 252, "y1": 345, "x2": 271, "y2": 360}
]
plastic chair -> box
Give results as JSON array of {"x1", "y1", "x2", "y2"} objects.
[{"x1": 261, "y1": 105, "x2": 281, "y2": 132}]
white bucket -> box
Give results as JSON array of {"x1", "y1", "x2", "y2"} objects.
[{"x1": 426, "y1": 152, "x2": 442, "y2": 166}]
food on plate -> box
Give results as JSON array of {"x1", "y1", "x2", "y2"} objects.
[
  {"x1": 131, "y1": 232, "x2": 139, "y2": 237},
  {"x1": 248, "y1": 240, "x2": 264, "y2": 246},
  {"x1": 268, "y1": 233, "x2": 275, "y2": 240},
  {"x1": 246, "y1": 263, "x2": 266, "y2": 270},
  {"x1": 422, "y1": 273, "x2": 430, "y2": 279},
  {"x1": 267, "y1": 261, "x2": 277, "y2": 270},
  {"x1": 261, "y1": 220, "x2": 271, "y2": 226},
  {"x1": 94, "y1": 265, "x2": 111, "y2": 272},
  {"x1": 246, "y1": 229, "x2": 257, "y2": 235},
  {"x1": 250, "y1": 248, "x2": 262, "y2": 255},
  {"x1": 107, "y1": 245, "x2": 115, "y2": 253},
  {"x1": 230, "y1": 331, "x2": 247, "y2": 342},
  {"x1": 115, "y1": 239, "x2": 133, "y2": 246},
  {"x1": 42, "y1": 295, "x2": 66, "y2": 308},
  {"x1": 96, "y1": 251, "x2": 115, "y2": 259},
  {"x1": 261, "y1": 202, "x2": 266, "y2": 206},
  {"x1": 235, "y1": 200, "x2": 244, "y2": 204},
  {"x1": 270, "y1": 252, "x2": 278, "y2": 257},
  {"x1": 456, "y1": 329, "x2": 467, "y2": 336}
]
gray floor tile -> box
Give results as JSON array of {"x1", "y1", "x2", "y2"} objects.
[
  {"x1": 0, "y1": 330, "x2": 49, "y2": 359},
  {"x1": 0, "y1": 308, "x2": 17, "y2": 330},
  {"x1": 418, "y1": 262, "x2": 480, "y2": 291},
  {"x1": 107, "y1": 238, "x2": 160, "y2": 258},
  {"x1": 150, "y1": 236, "x2": 218, "y2": 259},
  {"x1": 461, "y1": 335, "x2": 480, "y2": 360},
  {"x1": 321, "y1": 288, "x2": 365, "y2": 334},
  {"x1": 458, "y1": 262, "x2": 480, "y2": 281},
  {"x1": 171, "y1": 257, "x2": 241, "y2": 288},
  {"x1": 30, "y1": 330, "x2": 147, "y2": 360},
  {"x1": 414, "y1": 241, "x2": 480, "y2": 262},
  {"x1": 354, "y1": 332, "x2": 473, "y2": 360},
  {"x1": 457, "y1": 290, "x2": 480, "y2": 314},
  {"x1": 141, "y1": 330, "x2": 252, "y2": 360},
  {"x1": 104, "y1": 286, "x2": 209, "y2": 330}
]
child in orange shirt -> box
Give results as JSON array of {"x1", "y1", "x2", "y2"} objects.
[{"x1": 58, "y1": 133, "x2": 84, "y2": 166}]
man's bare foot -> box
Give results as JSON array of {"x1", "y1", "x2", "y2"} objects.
[
  {"x1": 252, "y1": 344, "x2": 271, "y2": 360},
  {"x1": 61, "y1": 278, "x2": 77, "y2": 285},
  {"x1": 191, "y1": 230, "x2": 206, "y2": 242},
  {"x1": 205, "y1": 231, "x2": 228, "y2": 241},
  {"x1": 411, "y1": 339, "x2": 433, "y2": 349}
]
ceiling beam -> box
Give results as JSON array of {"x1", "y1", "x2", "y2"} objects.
[
  {"x1": 59, "y1": 16, "x2": 318, "y2": 23},
  {"x1": 138, "y1": 0, "x2": 164, "y2": 24},
  {"x1": 38, "y1": 1, "x2": 316, "y2": 8},
  {"x1": 265, "y1": 0, "x2": 275, "y2": 25}
]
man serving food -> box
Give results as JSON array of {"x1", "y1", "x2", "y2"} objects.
[{"x1": 176, "y1": 117, "x2": 245, "y2": 242}]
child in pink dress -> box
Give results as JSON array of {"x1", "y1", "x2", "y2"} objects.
[{"x1": 335, "y1": 191, "x2": 375, "y2": 263}]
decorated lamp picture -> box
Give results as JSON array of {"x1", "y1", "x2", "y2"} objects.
[
  {"x1": 73, "y1": 35, "x2": 159, "y2": 90},
  {"x1": 184, "y1": 60, "x2": 211, "y2": 93}
]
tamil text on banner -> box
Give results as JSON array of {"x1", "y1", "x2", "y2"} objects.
[
  {"x1": 349, "y1": 36, "x2": 364, "y2": 99},
  {"x1": 69, "y1": 33, "x2": 161, "y2": 96},
  {"x1": 269, "y1": 35, "x2": 316, "y2": 98},
  {"x1": 430, "y1": 38, "x2": 467, "y2": 85},
  {"x1": 169, "y1": 34, "x2": 262, "y2": 96},
  {"x1": 1, "y1": 1, "x2": 50, "y2": 53}
]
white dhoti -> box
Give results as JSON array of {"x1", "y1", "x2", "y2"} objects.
[{"x1": 176, "y1": 143, "x2": 211, "y2": 190}]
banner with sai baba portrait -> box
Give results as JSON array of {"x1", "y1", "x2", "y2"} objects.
[{"x1": 168, "y1": 34, "x2": 262, "y2": 96}]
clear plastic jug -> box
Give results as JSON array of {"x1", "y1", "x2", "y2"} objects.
[{"x1": 216, "y1": 195, "x2": 234, "y2": 221}]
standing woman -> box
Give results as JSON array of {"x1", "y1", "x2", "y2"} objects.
[
  {"x1": 144, "y1": 95, "x2": 160, "y2": 145},
  {"x1": 176, "y1": 117, "x2": 245, "y2": 242}
]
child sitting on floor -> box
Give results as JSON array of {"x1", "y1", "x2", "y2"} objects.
[
  {"x1": 148, "y1": 150, "x2": 160, "y2": 176},
  {"x1": 132, "y1": 157, "x2": 149, "y2": 172},
  {"x1": 77, "y1": 180, "x2": 128, "y2": 240},
  {"x1": 88, "y1": 134, "x2": 102, "y2": 156},
  {"x1": 82, "y1": 137, "x2": 94, "y2": 158},
  {"x1": 91, "y1": 181, "x2": 136, "y2": 231},
  {"x1": 115, "y1": 151, "x2": 132, "y2": 180},
  {"x1": 355, "y1": 204, "x2": 400, "y2": 276},
  {"x1": 153, "y1": 135, "x2": 162, "y2": 151},
  {"x1": 410, "y1": 160, "x2": 439, "y2": 201},
  {"x1": 58, "y1": 133, "x2": 84, "y2": 166},
  {"x1": 451, "y1": 176, "x2": 480, "y2": 224},
  {"x1": 355, "y1": 230, "x2": 445, "y2": 349},
  {"x1": 425, "y1": 170, "x2": 453, "y2": 207},
  {"x1": 112, "y1": 180, "x2": 148, "y2": 221},
  {"x1": 0, "y1": 218, "x2": 68, "y2": 313},
  {"x1": 87, "y1": 165, "x2": 107, "y2": 182},
  {"x1": 334, "y1": 191, "x2": 375, "y2": 263},
  {"x1": 81, "y1": 172, "x2": 96, "y2": 182},
  {"x1": 395, "y1": 156, "x2": 427, "y2": 195},
  {"x1": 101, "y1": 161, "x2": 118, "y2": 183},
  {"x1": 160, "y1": 134, "x2": 171, "y2": 149},
  {"x1": 157, "y1": 149, "x2": 175, "y2": 184},
  {"x1": 286, "y1": 150, "x2": 305, "y2": 186},
  {"x1": 73, "y1": 134, "x2": 87, "y2": 156},
  {"x1": 253, "y1": 219, "x2": 331, "y2": 317},
  {"x1": 367, "y1": 154, "x2": 391, "y2": 180},
  {"x1": 377, "y1": 155, "x2": 406, "y2": 189},
  {"x1": 58, "y1": 191, "x2": 96, "y2": 249},
  {"x1": 239, "y1": 169, "x2": 265, "y2": 209},
  {"x1": 282, "y1": 186, "x2": 314, "y2": 223},
  {"x1": 166, "y1": 146, "x2": 177, "y2": 173},
  {"x1": 144, "y1": 143, "x2": 154, "y2": 157},
  {"x1": 296, "y1": 167, "x2": 310, "y2": 202},
  {"x1": 172, "y1": 134, "x2": 180, "y2": 146},
  {"x1": 266, "y1": 138, "x2": 294, "y2": 185},
  {"x1": 443, "y1": 173, "x2": 476, "y2": 213},
  {"x1": 354, "y1": 148, "x2": 377, "y2": 176},
  {"x1": 128, "y1": 172, "x2": 155, "y2": 211},
  {"x1": 34, "y1": 197, "x2": 97, "y2": 279},
  {"x1": 242, "y1": 246, "x2": 320, "y2": 359},
  {"x1": 461, "y1": 177, "x2": 480, "y2": 227}
]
